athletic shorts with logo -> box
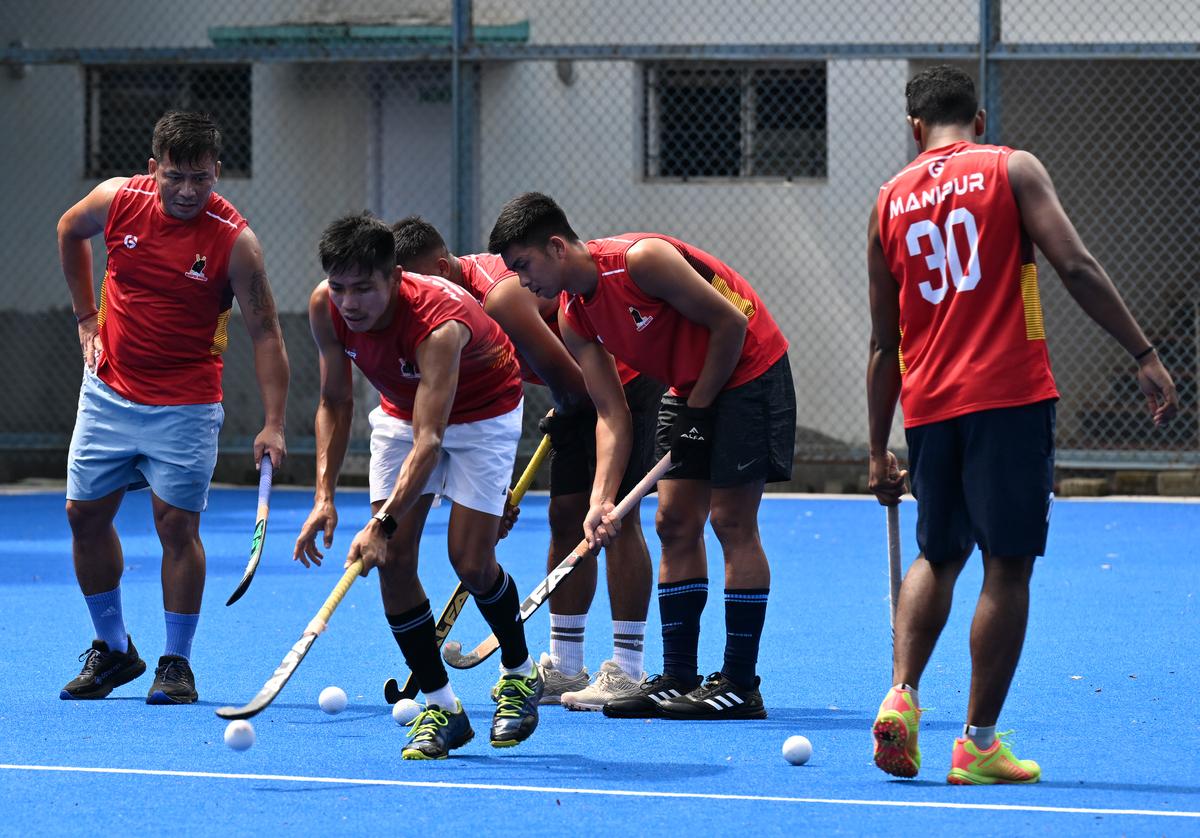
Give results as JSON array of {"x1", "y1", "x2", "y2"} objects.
[
  {"x1": 66, "y1": 368, "x2": 224, "y2": 512},
  {"x1": 368, "y1": 400, "x2": 523, "y2": 516},
  {"x1": 655, "y1": 353, "x2": 796, "y2": 487},
  {"x1": 906, "y1": 398, "x2": 1056, "y2": 563},
  {"x1": 549, "y1": 374, "x2": 666, "y2": 499}
]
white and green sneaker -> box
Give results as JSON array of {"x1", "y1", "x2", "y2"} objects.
[
  {"x1": 561, "y1": 660, "x2": 645, "y2": 711},
  {"x1": 537, "y1": 652, "x2": 589, "y2": 706}
]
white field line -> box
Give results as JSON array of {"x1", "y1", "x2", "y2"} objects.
[{"x1": 1, "y1": 763, "x2": 1197, "y2": 819}]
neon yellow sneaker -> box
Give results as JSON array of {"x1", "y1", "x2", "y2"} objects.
[
  {"x1": 947, "y1": 732, "x2": 1041, "y2": 785},
  {"x1": 872, "y1": 686, "x2": 921, "y2": 777}
]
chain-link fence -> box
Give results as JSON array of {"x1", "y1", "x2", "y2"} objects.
[{"x1": 3, "y1": 0, "x2": 1197, "y2": 486}]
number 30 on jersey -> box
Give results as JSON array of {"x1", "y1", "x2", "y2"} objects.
[{"x1": 905, "y1": 207, "x2": 981, "y2": 304}]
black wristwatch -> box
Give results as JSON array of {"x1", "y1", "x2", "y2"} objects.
[{"x1": 372, "y1": 510, "x2": 398, "y2": 539}]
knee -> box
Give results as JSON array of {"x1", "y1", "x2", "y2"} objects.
[
  {"x1": 655, "y1": 506, "x2": 705, "y2": 548},
  {"x1": 65, "y1": 501, "x2": 107, "y2": 535},
  {"x1": 153, "y1": 507, "x2": 200, "y2": 550},
  {"x1": 448, "y1": 548, "x2": 497, "y2": 593},
  {"x1": 709, "y1": 510, "x2": 759, "y2": 549},
  {"x1": 378, "y1": 548, "x2": 420, "y2": 593}
]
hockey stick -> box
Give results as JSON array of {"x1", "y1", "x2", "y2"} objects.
[
  {"x1": 226, "y1": 458, "x2": 274, "y2": 606},
  {"x1": 886, "y1": 504, "x2": 902, "y2": 639},
  {"x1": 383, "y1": 433, "x2": 552, "y2": 703},
  {"x1": 216, "y1": 558, "x2": 362, "y2": 720},
  {"x1": 442, "y1": 451, "x2": 672, "y2": 670}
]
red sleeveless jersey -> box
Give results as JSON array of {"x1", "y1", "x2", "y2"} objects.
[
  {"x1": 876, "y1": 142, "x2": 1059, "y2": 427},
  {"x1": 97, "y1": 174, "x2": 247, "y2": 404},
  {"x1": 560, "y1": 234, "x2": 788, "y2": 396},
  {"x1": 330, "y1": 271, "x2": 523, "y2": 424},
  {"x1": 458, "y1": 253, "x2": 638, "y2": 386}
]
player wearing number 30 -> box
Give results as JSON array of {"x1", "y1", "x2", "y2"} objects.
[
  {"x1": 866, "y1": 66, "x2": 1178, "y2": 784},
  {"x1": 295, "y1": 213, "x2": 542, "y2": 759}
]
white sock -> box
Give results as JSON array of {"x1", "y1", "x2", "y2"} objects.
[
  {"x1": 894, "y1": 683, "x2": 918, "y2": 707},
  {"x1": 424, "y1": 683, "x2": 459, "y2": 711},
  {"x1": 501, "y1": 656, "x2": 535, "y2": 679},
  {"x1": 612, "y1": 620, "x2": 646, "y2": 677},
  {"x1": 549, "y1": 613, "x2": 587, "y2": 675},
  {"x1": 964, "y1": 724, "x2": 996, "y2": 750}
]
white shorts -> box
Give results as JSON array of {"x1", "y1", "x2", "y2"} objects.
[{"x1": 368, "y1": 400, "x2": 523, "y2": 516}]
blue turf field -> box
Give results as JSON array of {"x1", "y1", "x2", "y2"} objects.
[{"x1": 1, "y1": 486, "x2": 1197, "y2": 836}]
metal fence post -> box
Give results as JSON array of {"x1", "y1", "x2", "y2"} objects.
[{"x1": 451, "y1": 0, "x2": 477, "y2": 254}]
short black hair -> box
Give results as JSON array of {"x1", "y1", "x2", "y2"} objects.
[
  {"x1": 392, "y1": 216, "x2": 448, "y2": 267},
  {"x1": 151, "y1": 111, "x2": 223, "y2": 168},
  {"x1": 318, "y1": 212, "x2": 397, "y2": 279},
  {"x1": 905, "y1": 66, "x2": 979, "y2": 127},
  {"x1": 487, "y1": 192, "x2": 580, "y2": 255}
]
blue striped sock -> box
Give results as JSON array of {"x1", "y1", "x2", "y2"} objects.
[
  {"x1": 84, "y1": 587, "x2": 128, "y2": 653},
  {"x1": 164, "y1": 611, "x2": 199, "y2": 660},
  {"x1": 722, "y1": 588, "x2": 769, "y2": 688},
  {"x1": 658, "y1": 578, "x2": 707, "y2": 681}
]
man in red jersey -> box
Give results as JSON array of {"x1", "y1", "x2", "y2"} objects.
[
  {"x1": 488, "y1": 194, "x2": 795, "y2": 720},
  {"x1": 294, "y1": 212, "x2": 542, "y2": 758},
  {"x1": 866, "y1": 66, "x2": 1178, "y2": 784},
  {"x1": 57, "y1": 111, "x2": 289, "y2": 705},
  {"x1": 393, "y1": 216, "x2": 665, "y2": 711}
]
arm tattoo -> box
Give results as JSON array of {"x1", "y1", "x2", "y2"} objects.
[{"x1": 248, "y1": 269, "x2": 280, "y2": 333}]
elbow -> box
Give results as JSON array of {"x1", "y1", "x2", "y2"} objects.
[{"x1": 1057, "y1": 255, "x2": 1104, "y2": 290}]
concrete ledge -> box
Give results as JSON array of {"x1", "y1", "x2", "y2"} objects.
[
  {"x1": 1058, "y1": 477, "x2": 1110, "y2": 497},
  {"x1": 1157, "y1": 470, "x2": 1200, "y2": 497}
]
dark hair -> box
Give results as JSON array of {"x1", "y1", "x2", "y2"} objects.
[
  {"x1": 487, "y1": 192, "x2": 579, "y2": 255},
  {"x1": 318, "y1": 212, "x2": 397, "y2": 279},
  {"x1": 905, "y1": 66, "x2": 978, "y2": 127},
  {"x1": 392, "y1": 216, "x2": 447, "y2": 267},
  {"x1": 151, "y1": 111, "x2": 223, "y2": 167}
]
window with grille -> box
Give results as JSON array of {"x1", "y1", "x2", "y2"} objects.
[
  {"x1": 85, "y1": 65, "x2": 252, "y2": 178},
  {"x1": 643, "y1": 63, "x2": 827, "y2": 181}
]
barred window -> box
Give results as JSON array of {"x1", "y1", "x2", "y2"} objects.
[
  {"x1": 644, "y1": 63, "x2": 827, "y2": 180},
  {"x1": 85, "y1": 65, "x2": 252, "y2": 178}
]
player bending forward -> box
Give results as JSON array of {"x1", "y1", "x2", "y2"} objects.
[
  {"x1": 867, "y1": 66, "x2": 1177, "y2": 784},
  {"x1": 489, "y1": 193, "x2": 796, "y2": 720},
  {"x1": 294, "y1": 212, "x2": 542, "y2": 759},
  {"x1": 394, "y1": 216, "x2": 664, "y2": 710}
]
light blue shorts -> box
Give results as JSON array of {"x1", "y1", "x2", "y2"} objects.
[{"x1": 66, "y1": 369, "x2": 224, "y2": 512}]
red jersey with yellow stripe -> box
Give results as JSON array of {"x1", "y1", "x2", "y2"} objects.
[
  {"x1": 97, "y1": 174, "x2": 246, "y2": 404},
  {"x1": 876, "y1": 142, "x2": 1059, "y2": 427},
  {"x1": 560, "y1": 234, "x2": 788, "y2": 396},
  {"x1": 458, "y1": 253, "x2": 638, "y2": 387},
  {"x1": 330, "y1": 272, "x2": 523, "y2": 424}
]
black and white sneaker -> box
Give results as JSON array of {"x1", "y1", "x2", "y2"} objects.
[
  {"x1": 602, "y1": 673, "x2": 701, "y2": 719},
  {"x1": 658, "y1": 672, "x2": 766, "y2": 720},
  {"x1": 60, "y1": 636, "x2": 147, "y2": 700},
  {"x1": 146, "y1": 655, "x2": 198, "y2": 704}
]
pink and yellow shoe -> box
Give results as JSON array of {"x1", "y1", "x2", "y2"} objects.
[
  {"x1": 872, "y1": 686, "x2": 921, "y2": 778},
  {"x1": 947, "y1": 733, "x2": 1041, "y2": 785}
]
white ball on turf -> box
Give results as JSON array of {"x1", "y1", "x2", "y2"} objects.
[
  {"x1": 782, "y1": 734, "x2": 812, "y2": 765},
  {"x1": 392, "y1": 698, "x2": 422, "y2": 725},
  {"x1": 318, "y1": 685, "x2": 348, "y2": 714},
  {"x1": 224, "y1": 720, "x2": 255, "y2": 751}
]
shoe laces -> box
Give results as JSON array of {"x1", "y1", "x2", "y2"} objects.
[
  {"x1": 593, "y1": 664, "x2": 633, "y2": 692},
  {"x1": 691, "y1": 672, "x2": 726, "y2": 698},
  {"x1": 493, "y1": 675, "x2": 536, "y2": 718},
  {"x1": 77, "y1": 646, "x2": 102, "y2": 675},
  {"x1": 156, "y1": 658, "x2": 190, "y2": 684},
  {"x1": 407, "y1": 707, "x2": 450, "y2": 742}
]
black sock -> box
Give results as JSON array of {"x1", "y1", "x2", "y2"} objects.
[
  {"x1": 658, "y1": 577, "x2": 707, "y2": 682},
  {"x1": 473, "y1": 566, "x2": 529, "y2": 669},
  {"x1": 721, "y1": 587, "x2": 769, "y2": 688},
  {"x1": 386, "y1": 600, "x2": 448, "y2": 693}
]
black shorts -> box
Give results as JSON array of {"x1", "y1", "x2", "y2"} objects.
[
  {"x1": 655, "y1": 352, "x2": 796, "y2": 488},
  {"x1": 906, "y1": 399, "x2": 1056, "y2": 563},
  {"x1": 548, "y1": 374, "x2": 666, "y2": 499}
]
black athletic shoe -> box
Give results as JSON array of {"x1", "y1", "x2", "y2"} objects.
[
  {"x1": 658, "y1": 672, "x2": 767, "y2": 719},
  {"x1": 602, "y1": 672, "x2": 702, "y2": 719},
  {"x1": 402, "y1": 701, "x2": 475, "y2": 760},
  {"x1": 146, "y1": 655, "x2": 198, "y2": 704},
  {"x1": 490, "y1": 662, "x2": 544, "y2": 747},
  {"x1": 60, "y1": 636, "x2": 147, "y2": 700}
]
